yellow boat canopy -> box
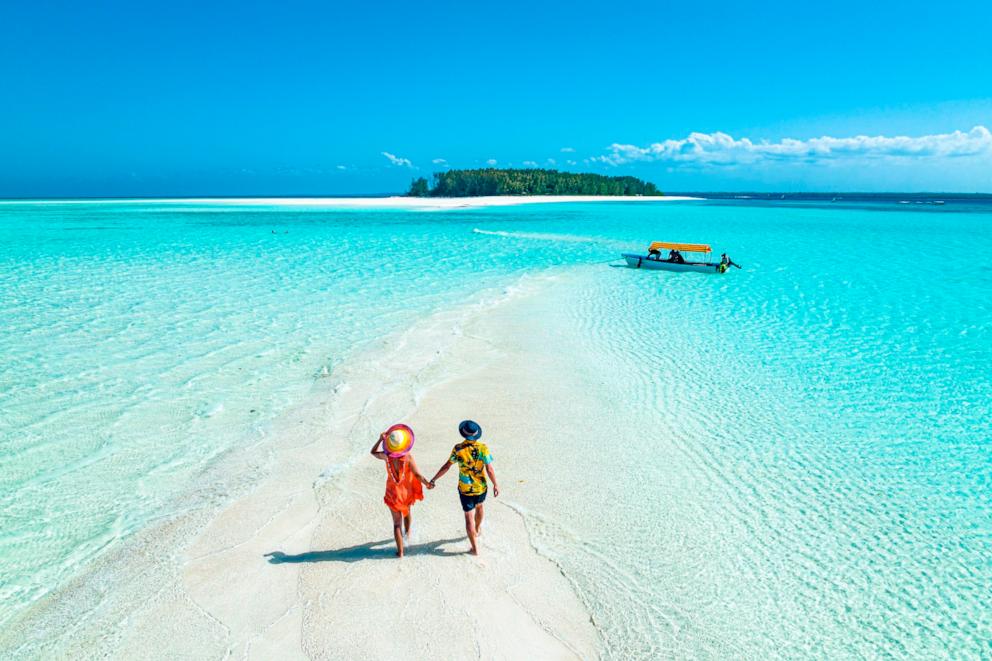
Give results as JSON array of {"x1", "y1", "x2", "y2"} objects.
[{"x1": 649, "y1": 241, "x2": 712, "y2": 254}]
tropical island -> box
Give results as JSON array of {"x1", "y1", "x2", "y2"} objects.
[{"x1": 407, "y1": 168, "x2": 662, "y2": 197}]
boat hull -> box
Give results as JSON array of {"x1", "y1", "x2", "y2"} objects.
[{"x1": 621, "y1": 254, "x2": 723, "y2": 273}]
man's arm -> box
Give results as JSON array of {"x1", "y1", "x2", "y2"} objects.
[
  {"x1": 430, "y1": 461, "x2": 453, "y2": 487},
  {"x1": 485, "y1": 464, "x2": 500, "y2": 497}
]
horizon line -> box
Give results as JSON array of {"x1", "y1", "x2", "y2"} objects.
[{"x1": 2, "y1": 191, "x2": 992, "y2": 202}]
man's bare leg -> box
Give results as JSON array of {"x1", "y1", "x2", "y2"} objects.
[
  {"x1": 464, "y1": 511, "x2": 479, "y2": 555},
  {"x1": 474, "y1": 503, "x2": 485, "y2": 537}
]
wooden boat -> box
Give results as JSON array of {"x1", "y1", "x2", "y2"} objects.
[{"x1": 622, "y1": 241, "x2": 731, "y2": 274}]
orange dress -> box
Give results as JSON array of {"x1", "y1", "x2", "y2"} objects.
[{"x1": 383, "y1": 455, "x2": 424, "y2": 516}]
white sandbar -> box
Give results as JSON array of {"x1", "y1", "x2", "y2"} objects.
[
  {"x1": 0, "y1": 276, "x2": 600, "y2": 659},
  {"x1": 2, "y1": 195, "x2": 700, "y2": 209}
]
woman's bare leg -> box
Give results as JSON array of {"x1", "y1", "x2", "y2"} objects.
[
  {"x1": 403, "y1": 513, "x2": 412, "y2": 538},
  {"x1": 391, "y1": 509, "x2": 405, "y2": 557}
]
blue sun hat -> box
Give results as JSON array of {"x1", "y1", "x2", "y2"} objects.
[{"x1": 458, "y1": 420, "x2": 482, "y2": 440}]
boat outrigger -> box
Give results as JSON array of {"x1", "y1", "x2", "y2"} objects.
[{"x1": 622, "y1": 241, "x2": 741, "y2": 274}]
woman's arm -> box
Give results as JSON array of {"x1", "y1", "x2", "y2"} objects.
[
  {"x1": 485, "y1": 464, "x2": 500, "y2": 497},
  {"x1": 370, "y1": 434, "x2": 387, "y2": 460},
  {"x1": 429, "y1": 461, "x2": 453, "y2": 487},
  {"x1": 408, "y1": 455, "x2": 433, "y2": 488}
]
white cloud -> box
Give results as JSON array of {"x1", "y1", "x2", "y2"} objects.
[
  {"x1": 336, "y1": 165, "x2": 347, "y2": 170},
  {"x1": 382, "y1": 151, "x2": 413, "y2": 168},
  {"x1": 486, "y1": 158, "x2": 498, "y2": 166},
  {"x1": 595, "y1": 126, "x2": 992, "y2": 166},
  {"x1": 560, "y1": 146, "x2": 576, "y2": 153},
  {"x1": 432, "y1": 158, "x2": 448, "y2": 165},
  {"x1": 546, "y1": 158, "x2": 557, "y2": 166},
  {"x1": 566, "y1": 159, "x2": 577, "y2": 166},
  {"x1": 523, "y1": 160, "x2": 539, "y2": 167}
]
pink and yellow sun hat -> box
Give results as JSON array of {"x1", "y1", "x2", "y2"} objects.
[{"x1": 382, "y1": 423, "x2": 415, "y2": 457}]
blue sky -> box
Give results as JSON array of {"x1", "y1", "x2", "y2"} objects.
[{"x1": 1, "y1": 0, "x2": 990, "y2": 196}]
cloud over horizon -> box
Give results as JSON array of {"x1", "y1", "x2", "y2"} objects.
[
  {"x1": 596, "y1": 126, "x2": 992, "y2": 167},
  {"x1": 382, "y1": 151, "x2": 414, "y2": 168}
]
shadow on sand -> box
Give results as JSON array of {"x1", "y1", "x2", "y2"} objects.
[{"x1": 265, "y1": 537, "x2": 466, "y2": 564}]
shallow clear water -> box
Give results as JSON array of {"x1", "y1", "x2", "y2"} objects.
[
  {"x1": 495, "y1": 202, "x2": 992, "y2": 658},
  {"x1": 1, "y1": 199, "x2": 990, "y2": 656},
  {"x1": 0, "y1": 200, "x2": 540, "y2": 625}
]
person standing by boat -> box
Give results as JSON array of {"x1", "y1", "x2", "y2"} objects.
[
  {"x1": 371, "y1": 425, "x2": 433, "y2": 558},
  {"x1": 429, "y1": 420, "x2": 500, "y2": 556}
]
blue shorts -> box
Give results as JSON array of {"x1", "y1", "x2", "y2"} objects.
[{"x1": 459, "y1": 490, "x2": 487, "y2": 512}]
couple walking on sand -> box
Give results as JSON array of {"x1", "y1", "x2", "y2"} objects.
[{"x1": 370, "y1": 419, "x2": 500, "y2": 557}]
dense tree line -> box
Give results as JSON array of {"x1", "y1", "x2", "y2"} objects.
[{"x1": 407, "y1": 168, "x2": 662, "y2": 197}]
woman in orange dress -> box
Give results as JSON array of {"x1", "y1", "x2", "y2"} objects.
[{"x1": 370, "y1": 425, "x2": 433, "y2": 557}]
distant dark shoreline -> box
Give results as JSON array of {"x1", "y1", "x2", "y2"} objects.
[
  {"x1": 669, "y1": 192, "x2": 992, "y2": 201},
  {"x1": 669, "y1": 192, "x2": 992, "y2": 213}
]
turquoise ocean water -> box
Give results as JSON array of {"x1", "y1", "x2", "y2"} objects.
[{"x1": 1, "y1": 199, "x2": 990, "y2": 656}]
